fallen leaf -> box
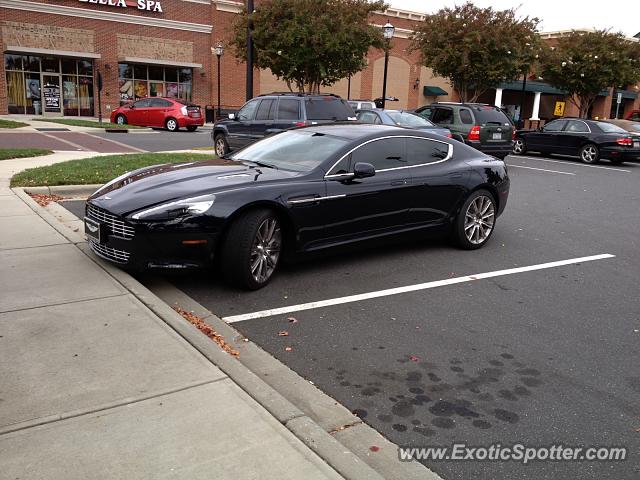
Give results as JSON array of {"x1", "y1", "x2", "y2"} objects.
[
  {"x1": 27, "y1": 193, "x2": 66, "y2": 207},
  {"x1": 173, "y1": 305, "x2": 239, "y2": 357},
  {"x1": 287, "y1": 317, "x2": 298, "y2": 323},
  {"x1": 278, "y1": 331, "x2": 289, "y2": 336},
  {"x1": 285, "y1": 346, "x2": 293, "y2": 352},
  {"x1": 369, "y1": 446, "x2": 380, "y2": 452}
]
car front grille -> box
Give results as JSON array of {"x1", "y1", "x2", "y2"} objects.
[
  {"x1": 86, "y1": 203, "x2": 135, "y2": 239},
  {"x1": 88, "y1": 238, "x2": 130, "y2": 264}
]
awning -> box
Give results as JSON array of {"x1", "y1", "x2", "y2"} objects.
[
  {"x1": 120, "y1": 56, "x2": 202, "y2": 69},
  {"x1": 615, "y1": 89, "x2": 638, "y2": 100},
  {"x1": 423, "y1": 86, "x2": 448, "y2": 96},
  {"x1": 499, "y1": 80, "x2": 566, "y2": 95},
  {"x1": 5, "y1": 46, "x2": 101, "y2": 59}
]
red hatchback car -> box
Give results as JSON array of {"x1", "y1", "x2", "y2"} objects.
[{"x1": 110, "y1": 97, "x2": 204, "y2": 132}]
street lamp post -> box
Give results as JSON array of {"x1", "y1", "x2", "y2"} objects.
[
  {"x1": 214, "y1": 41, "x2": 224, "y2": 120},
  {"x1": 381, "y1": 21, "x2": 394, "y2": 109}
]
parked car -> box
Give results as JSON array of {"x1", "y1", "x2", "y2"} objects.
[
  {"x1": 111, "y1": 97, "x2": 204, "y2": 132},
  {"x1": 603, "y1": 119, "x2": 640, "y2": 138},
  {"x1": 513, "y1": 118, "x2": 640, "y2": 164},
  {"x1": 625, "y1": 110, "x2": 640, "y2": 122},
  {"x1": 414, "y1": 102, "x2": 514, "y2": 159},
  {"x1": 212, "y1": 93, "x2": 356, "y2": 157},
  {"x1": 348, "y1": 99, "x2": 376, "y2": 110},
  {"x1": 356, "y1": 109, "x2": 452, "y2": 137},
  {"x1": 85, "y1": 124, "x2": 509, "y2": 289}
]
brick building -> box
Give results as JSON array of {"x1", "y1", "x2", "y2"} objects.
[{"x1": 0, "y1": 0, "x2": 638, "y2": 122}]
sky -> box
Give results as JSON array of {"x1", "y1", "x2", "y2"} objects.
[{"x1": 387, "y1": 0, "x2": 640, "y2": 38}]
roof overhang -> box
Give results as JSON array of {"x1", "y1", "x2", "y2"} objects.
[
  {"x1": 5, "y1": 46, "x2": 101, "y2": 59},
  {"x1": 120, "y1": 56, "x2": 202, "y2": 69}
]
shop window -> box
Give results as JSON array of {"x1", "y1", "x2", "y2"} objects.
[
  {"x1": 148, "y1": 66, "x2": 163, "y2": 81},
  {"x1": 6, "y1": 70, "x2": 26, "y2": 114},
  {"x1": 149, "y1": 81, "x2": 164, "y2": 97},
  {"x1": 78, "y1": 77, "x2": 94, "y2": 116},
  {"x1": 134, "y1": 65, "x2": 147, "y2": 80},
  {"x1": 135, "y1": 80, "x2": 148, "y2": 99},
  {"x1": 119, "y1": 63, "x2": 133, "y2": 79},
  {"x1": 5, "y1": 54, "x2": 23, "y2": 71},
  {"x1": 166, "y1": 82, "x2": 178, "y2": 98},
  {"x1": 78, "y1": 60, "x2": 93, "y2": 76},
  {"x1": 63, "y1": 76, "x2": 79, "y2": 116},
  {"x1": 179, "y1": 83, "x2": 191, "y2": 101},
  {"x1": 25, "y1": 56, "x2": 40, "y2": 72},
  {"x1": 179, "y1": 68, "x2": 192, "y2": 83},
  {"x1": 62, "y1": 59, "x2": 77, "y2": 75},
  {"x1": 25, "y1": 73, "x2": 41, "y2": 115},
  {"x1": 165, "y1": 68, "x2": 178, "y2": 82},
  {"x1": 119, "y1": 79, "x2": 134, "y2": 103},
  {"x1": 41, "y1": 57, "x2": 59, "y2": 73}
]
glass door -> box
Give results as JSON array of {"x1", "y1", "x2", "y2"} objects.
[{"x1": 41, "y1": 74, "x2": 62, "y2": 116}]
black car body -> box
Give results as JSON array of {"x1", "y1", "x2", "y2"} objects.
[
  {"x1": 212, "y1": 93, "x2": 356, "y2": 157},
  {"x1": 513, "y1": 118, "x2": 640, "y2": 164},
  {"x1": 86, "y1": 124, "x2": 509, "y2": 289},
  {"x1": 414, "y1": 102, "x2": 514, "y2": 159}
]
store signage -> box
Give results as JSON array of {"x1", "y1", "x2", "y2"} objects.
[
  {"x1": 78, "y1": 0, "x2": 163, "y2": 13},
  {"x1": 43, "y1": 84, "x2": 61, "y2": 112},
  {"x1": 554, "y1": 101, "x2": 565, "y2": 117}
]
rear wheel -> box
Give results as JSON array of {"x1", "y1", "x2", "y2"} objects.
[
  {"x1": 214, "y1": 133, "x2": 229, "y2": 157},
  {"x1": 221, "y1": 209, "x2": 282, "y2": 289},
  {"x1": 166, "y1": 117, "x2": 179, "y2": 132},
  {"x1": 452, "y1": 190, "x2": 496, "y2": 250},
  {"x1": 512, "y1": 138, "x2": 526, "y2": 155},
  {"x1": 580, "y1": 144, "x2": 599, "y2": 164},
  {"x1": 115, "y1": 114, "x2": 127, "y2": 125},
  {"x1": 186, "y1": 125, "x2": 198, "y2": 132}
]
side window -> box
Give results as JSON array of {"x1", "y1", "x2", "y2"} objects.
[
  {"x1": 566, "y1": 120, "x2": 589, "y2": 133},
  {"x1": 150, "y1": 99, "x2": 171, "y2": 108},
  {"x1": 416, "y1": 107, "x2": 432, "y2": 120},
  {"x1": 357, "y1": 111, "x2": 378, "y2": 124},
  {"x1": 237, "y1": 99, "x2": 259, "y2": 121},
  {"x1": 351, "y1": 138, "x2": 406, "y2": 171},
  {"x1": 543, "y1": 120, "x2": 567, "y2": 132},
  {"x1": 327, "y1": 156, "x2": 351, "y2": 176},
  {"x1": 432, "y1": 108, "x2": 454, "y2": 125},
  {"x1": 277, "y1": 99, "x2": 301, "y2": 120},
  {"x1": 255, "y1": 99, "x2": 275, "y2": 121},
  {"x1": 631, "y1": 113, "x2": 640, "y2": 121},
  {"x1": 406, "y1": 138, "x2": 450, "y2": 166},
  {"x1": 459, "y1": 109, "x2": 473, "y2": 125},
  {"x1": 134, "y1": 99, "x2": 152, "y2": 108}
]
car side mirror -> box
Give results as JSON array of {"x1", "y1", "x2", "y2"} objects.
[
  {"x1": 228, "y1": 113, "x2": 236, "y2": 120},
  {"x1": 353, "y1": 162, "x2": 375, "y2": 179},
  {"x1": 129, "y1": 104, "x2": 135, "y2": 109}
]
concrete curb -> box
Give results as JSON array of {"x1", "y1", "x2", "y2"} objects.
[{"x1": 23, "y1": 184, "x2": 101, "y2": 197}]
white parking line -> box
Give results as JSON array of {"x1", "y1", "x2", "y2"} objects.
[
  {"x1": 509, "y1": 165, "x2": 576, "y2": 175},
  {"x1": 223, "y1": 253, "x2": 616, "y2": 323},
  {"x1": 512, "y1": 155, "x2": 632, "y2": 173}
]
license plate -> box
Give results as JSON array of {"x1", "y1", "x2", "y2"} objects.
[
  {"x1": 492, "y1": 133, "x2": 502, "y2": 140},
  {"x1": 191, "y1": 113, "x2": 200, "y2": 118},
  {"x1": 84, "y1": 217, "x2": 101, "y2": 243},
  {"x1": 634, "y1": 141, "x2": 639, "y2": 148}
]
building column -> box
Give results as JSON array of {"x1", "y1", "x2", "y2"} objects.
[
  {"x1": 531, "y1": 91, "x2": 541, "y2": 120},
  {"x1": 494, "y1": 88, "x2": 503, "y2": 107}
]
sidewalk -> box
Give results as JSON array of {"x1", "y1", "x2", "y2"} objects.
[{"x1": 0, "y1": 153, "x2": 348, "y2": 478}]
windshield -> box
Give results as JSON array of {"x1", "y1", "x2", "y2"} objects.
[
  {"x1": 598, "y1": 122, "x2": 627, "y2": 133},
  {"x1": 230, "y1": 130, "x2": 350, "y2": 172},
  {"x1": 386, "y1": 111, "x2": 435, "y2": 127}
]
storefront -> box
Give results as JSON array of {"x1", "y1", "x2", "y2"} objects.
[{"x1": 0, "y1": 0, "x2": 212, "y2": 117}]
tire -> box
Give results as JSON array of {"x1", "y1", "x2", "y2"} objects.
[
  {"x1": 512, "y1": 137, "x2": 526, "y2": 155},
  {"x1": 214, "y1": 133, "x2": 229, "y2": 157},
  {"x1": 221, "y1": 209, "x2": 283, "y2": 290},
  {"x1": 580, "y1": 144, "x2": 599, "y2": 164},
  {"x1": 452, "y1": 190, "x2": 497, "y2": 250},
  {"x1": 115, "y1": 114, "x2": 127, "y2": 126},
  {"x1": 186, "y1": 125, "x2": 198, "y2": 132},
  {"x1": 165, "y1": 117, "x2": 179, "y2": 132}
]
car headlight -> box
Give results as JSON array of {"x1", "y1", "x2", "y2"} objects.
[{"x1": 131, "y1": 194, "x2": 215, "y2": 221}]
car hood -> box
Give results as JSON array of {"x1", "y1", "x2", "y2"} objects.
[{"x1": 88, "y1": 158, "x2": 299, "y2": 216}]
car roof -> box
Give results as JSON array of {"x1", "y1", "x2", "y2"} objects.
[
  {"x1": 257, "y1": 92, "x2": 343, "y2": 99},
  {"x1": 296, "y1": 123, "x2": 424, "y2": 140}
]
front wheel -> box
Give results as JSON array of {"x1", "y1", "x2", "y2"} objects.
[
  {"x1": 186, "y1": 125, "x2": 198, "y2": 132},
  {"x1": 580, "y1": 144, "x2": 599, "y2": 164},
  {"x1": 221, "y1": 209, "x2": 283, "y2": 289},
  {"x1": 214, "y1": 133, "x2": 229, "y2": 157},
  {"x1": 165, "y1": 118, "x2": 179, "y2": 132},
  {"x1": 512, "y1": 138, "x2": 526, "y2": 155},
  {"x1": 452, "y1": 190, "x2": 497, "y2": 250},
  {"x1": 115, "y1": 114, "x2": 127, "y2": 126}
]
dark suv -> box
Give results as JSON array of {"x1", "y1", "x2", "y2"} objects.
[
  {"x1": 414, "y1": 102, "x2": 514, "y2": 159},
  {"x1": 212, "y1": 93, "x2": 356, "y2": 156}
]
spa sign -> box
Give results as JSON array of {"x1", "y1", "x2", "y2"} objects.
[{"x1": 78, "y1": 0, "x2": 163, "y2": 13}]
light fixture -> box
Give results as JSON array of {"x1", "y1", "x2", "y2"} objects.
[{"x1": 382, "y1": 21, "x2": 395, "y2": 40}]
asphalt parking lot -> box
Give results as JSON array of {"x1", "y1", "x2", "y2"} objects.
[{"x1": 61, "y1": 153, "x2": 640, "y2": 479}]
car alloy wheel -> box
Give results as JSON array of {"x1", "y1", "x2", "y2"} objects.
[
  {"x1": 249, "y1": 217, "x2": 282, "y2": 285},
  {"x1": 464, "y1": 194, "x2": 495, "y2": 246},
  {"x1": 513, "y1": 138, "x2": 525, "y2": 154},
  {"x1": 166, "y1": 118, "x2": 178, "y2": 132},
  {"x1": 580, "y1": 144, "x2": 599, "y2": 164},
  {"x1": 215, "y1": 134, "x2": 229, "y2": 157},
  {"x1": 115, "y1": 114, "x2": 126, "y2": 125}
]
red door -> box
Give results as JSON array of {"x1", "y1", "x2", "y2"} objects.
[
  {"x1": 126, "y1": 98, "x2": 151, "y2": 126},
  {"x1": 147, "y1": 98, "x2": 172, "y2": 127}
]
